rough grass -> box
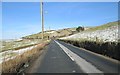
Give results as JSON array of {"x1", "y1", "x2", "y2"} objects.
[
  {"x1": 59, "y1": 39, "x2": 120, "y2": 61},
  {"x1": 13, "y1": 43, "x2": 38, "y2": 50},
  {"x1": 1, "y1": 39, "x2": 42, "y2": 52},
  {"x1": 2, "y1": 41, "x2": 49, "y2": 73},
  {"x1": 23, "y1": 27, "x2": 77, "y2": 40},
  {"x1": 23, "y1": 33, "x2": 50, "y2": 39},
  {"x1": 84, "y1": 21, "x2": 118, "y2": 32},
  {"x1": 2, "y1": 52, "x2": 17, "y2": 59}
]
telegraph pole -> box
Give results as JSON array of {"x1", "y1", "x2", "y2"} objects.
[
  {"x1": 49, "y1": 26, "x2": 50, "y2": 31},
  {"x1": 41, "y1": 0, "x2": 44, "y2": 39}
]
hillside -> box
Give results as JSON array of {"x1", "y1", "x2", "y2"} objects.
[
  {"x1": 22, "y1": 27, "x2": 78, "y2": 39},
  {"x1": 60, "y1": 21, "x2": 119, "y2": 42},
  {"x1": 22, "y1": 21, "x2": 118, "y2": 42}
]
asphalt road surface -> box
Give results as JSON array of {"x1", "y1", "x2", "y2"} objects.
[{"x1": 26, "y1": 40, "x2": 120, "y2": 73}]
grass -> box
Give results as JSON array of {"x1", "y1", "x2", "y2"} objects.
[
  {"x1": 63, "y1": 37, "x2": 103, "y2": 43},
  {"x1": 59, "y1": 21, "x2": 119, "y2": 60},
  {"x1": 2, "y1": 41, "x2": 49, "y2": 73},
  {"x1": 59, "y1": 39, "x2": 119, "y2": 61},
  {"x1": 2, "y1": 53, "x2": 17, "y2": 61},
  {"x1": 84, "y1": 21, "x2": 118, "y2": 32},
  {"x1": 23, "y1": 27, "x2": 77, "y2": 40},
  {"x1": 1, "y1": 39, "x2": 42, "y2": 52},
  {"x1": 2, "y1": 52, "x2": 17, "y2": 57},
  {"x1": 60, "y1": 22, "x2": 118, "y2": 42},
  {"x1": 24, "y1": 33, "x2": 50, "y2": 39}
]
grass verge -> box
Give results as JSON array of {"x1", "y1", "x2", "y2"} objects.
[
  {"x1": 59, "y1": 39, "x2": 120, "y2": 61},
  {"x1": 1, "y1": 41, "x2": 50, "y2": 73}
]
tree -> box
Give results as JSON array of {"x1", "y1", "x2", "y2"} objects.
[{"x1": 76, "y1": 26, "x2": 84, "y2": 32}]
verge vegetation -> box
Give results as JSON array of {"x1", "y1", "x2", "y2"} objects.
[
  {"x1": 2, "y1": 41, "x2": 49, "y2": 73},
  {"x1": 59, "y1": 39, "x2": 119, "y2": 61},
  {"x1": 59, "y1": 21, "x2": 119, "y2": 61}
]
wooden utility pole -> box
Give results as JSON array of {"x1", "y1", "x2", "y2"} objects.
[
  {"x1": 49, "y1": 26, "x2": 50, "y2": 31},
  {"x1": 41, "y1": 0, "x2": 44, "y2": 39}
]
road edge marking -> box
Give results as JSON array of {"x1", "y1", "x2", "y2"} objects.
[{"x1": 55, "y1": 40, "x2": 103, "y2": 73}]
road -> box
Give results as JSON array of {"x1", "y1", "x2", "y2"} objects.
[{"x1": 26, "y1": 40, "x2": 120, "y2": 73}]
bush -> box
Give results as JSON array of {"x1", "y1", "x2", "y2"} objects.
[
  {"x1": 59, "y1": 39, "x2": 120, "y2": 61},
  {"x1": 76, "y1": 26, "x2": 84, "y2": 32}
]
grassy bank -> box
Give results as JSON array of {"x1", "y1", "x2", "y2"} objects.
[
  {"x1": 84, "y1": 21, "x2": 118, "y2": 32},
  {"x1": 59, "y1": 39, "x2": 119, "y2": 61},
  {"x1": 2, "y1": 41, "x2": 49, "y2": 73},
  {"x1": 1, "y1": 39, "x2": 42, "y2": 52}
]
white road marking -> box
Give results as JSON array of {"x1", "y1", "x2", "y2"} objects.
[{"x1": 55, "y1": 41, "x2": 103, "y2": 73}]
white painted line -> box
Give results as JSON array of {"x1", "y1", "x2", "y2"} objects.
[
  {"x1": 55, "y1": 40, "x2": 103, "y2": 73},
  {"x1": 67, "y1": 42, "x2": 119, "y2": 64},
  {"x1": 67, "y1": 53, "x2": 75, "y2": 61},
  {"x1": 54, "y1": 41, "x2": 74, "y2": 61}
]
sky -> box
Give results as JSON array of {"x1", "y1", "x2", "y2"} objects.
[{"x1": 2, "y1": 2, "x2": 118, "y2": 39}]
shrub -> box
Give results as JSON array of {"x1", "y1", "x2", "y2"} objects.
[
  {"x1": 59, "y1": 39, "x2": 119, "y2": 61},
  {"x1": 76, "y1": 26, "x2": 84, "y2": 32}
]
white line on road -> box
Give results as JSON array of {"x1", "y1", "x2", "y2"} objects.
[{"x1": 55, "y1": 40, "x2": 103, "y2": 73}]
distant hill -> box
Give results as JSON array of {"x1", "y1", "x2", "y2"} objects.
[
  {"x1": 22, "y1": 27, "x2": 79, "y2": 39},
  {"x1": 22, "y1": 21, "x2": 118, "y2": 41},
  {"x1": 85, "y1": 21, "x2": 118, "y2": 32},
  {"x1": 60, "y1": 21, "x2": 118, "y2": 42}
]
